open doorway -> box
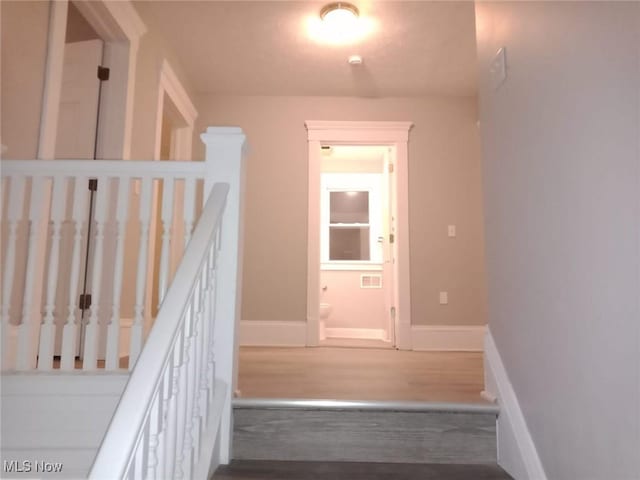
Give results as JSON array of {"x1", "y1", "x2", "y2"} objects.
[
  {"x1": 145, "y1": 60, "x2": 198, "y2": 331},
  {"x1": 318, "y1": 145, "x2": 395, "y2": 348},
  {"x1": 305, "y1": 121, "x2": 413, "y2": 350},
  {"x1": 54, "y1": 2, "x2": 105, "y2": 160},
  {"x1": 39, "y1": 0, "x2": 145, "y2": 361}
]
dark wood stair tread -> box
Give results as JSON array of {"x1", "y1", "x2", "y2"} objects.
[{"x1": 213, "y1": 460, "x2": 513, "y2": 480}]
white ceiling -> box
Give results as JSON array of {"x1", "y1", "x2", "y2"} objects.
[{"x1": 133, "y1": 1, "x2": 478, "y2": 97}]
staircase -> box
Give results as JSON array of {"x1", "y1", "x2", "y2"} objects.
[
  {"x1": 212, "y1": 399, "x2": 512, "y2": 479},
  {"x1": 1, "y1": 127, "x2": 247, "y2": 479}
]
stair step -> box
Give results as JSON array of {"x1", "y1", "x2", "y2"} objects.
[
  {"x1": 1, "y1": 373, "x2": 129, "y2": 478},
  {"x1": 213, "y1": 460, "x2": 513, "y2": 479},
  {"x1": 232, "y1": 399, "x2": 498, "y2": 465}
]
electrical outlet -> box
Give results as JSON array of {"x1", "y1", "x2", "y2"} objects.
[
  {"x1": 439, "y1": 291, "x2": 448, "y2": 305},
  {"x1": 448, "y1": 225, "x2": 456, "y2": 237}
]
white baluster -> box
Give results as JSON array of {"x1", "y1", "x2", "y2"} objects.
[
  {"x1": 158, "y1": 177, "x2": 175, "y2": 308},
  {"x1": 191, "y1": 268, "x2": 207, "y2": 461},
  {"x1": 2, "y1": 176, "x2": 25, "y2": 370},
  {"x1": 16, "y1": 177, "x2": 47, "y2": 370},
  {"x1": 83, "y1": 176, "x2": 108, "y2": 370},
  {"x1": 61, "y1": 176, "x2": 89, "y2": 370},
  {"x1": 205, "y1": 241, "x2": 219, "y2": 414},
  {"x1": 181, "y1": 296, "x2": 200, "y2": 478},
  {"x1": 106, "y1": 177, "x2": 131, "y2": 370},
  {"x1": 155, "y1": 366, "x2": 172, "y2": 480},
  {"x1": 146, "y1": 381, "x2": 164, "y2": 479},
  {"x1": 164, "y1": 338, "x2": 183, "y2": 479},
  {"x1": 130, "y1": 177, "x2": 152, "y2": 368},
  {"x1": 37, "y1": 175, "x2": 66, "y2": 370},
  {"x1": 133, "y1": 420, "x2": 150, "y2": 479},
  {"x1": 182, "y1": 290, "x2": 201, "y2": 477},
  {"x1": 175, "y1": 315, "x2": 191, "y2": 479},
  {"x1": 183, "y1": 177, "x2": 196, "y2": 249}
]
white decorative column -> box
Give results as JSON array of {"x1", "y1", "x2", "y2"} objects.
[{"x1": 199, "y1": 127, "x2": 247, "y2": 464}]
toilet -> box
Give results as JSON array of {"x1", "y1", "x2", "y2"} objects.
[{"x1": 319, "y1": 303, "x2": 332, "y2": 319}]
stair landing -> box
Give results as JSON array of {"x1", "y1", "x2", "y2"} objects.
[{"x1": 214, "y1": 460, "x2": 513, "y2": 479}]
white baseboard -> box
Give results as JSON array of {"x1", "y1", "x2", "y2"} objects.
[
  {"x1": 411, "y1": 325, "x2": 486, "y2": 351},
  {"x1": 239, "y1": 320, "x2": 306, "y2": 347},
  {"x1": 484, "y1": 329, "x2": 547, "y2": 480},
  {"x1": 324, "y1": 327, "x2": 387, "y2": 341}
]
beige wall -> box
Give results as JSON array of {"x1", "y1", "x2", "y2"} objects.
[
  {"x1": 0, "y1": 1, "x2": 50, "y2": 159},
  {"x1": 476, "y1": 2, "x2": 640, "y2": 479},
  {"x1": 0, "y1": 1, "x2": 198, "y2": 319},
  {"x1": 194, "y1": 95, "x2": 487, "y2": 327}
]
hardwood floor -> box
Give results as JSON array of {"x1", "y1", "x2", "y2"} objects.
[
  {"x1": 213, "y1": 460, "x2": 513, "y2": 480},
  {"x1": 238, "y1": 347, "x2": 486, "y2": 403}
]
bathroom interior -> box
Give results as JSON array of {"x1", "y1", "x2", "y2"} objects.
[{"x1": 318, "y1": 144, "x2": 393, "y2": 348}]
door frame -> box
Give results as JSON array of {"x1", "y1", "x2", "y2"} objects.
[
  {"x1": 145, "y1": 59, "x2": 198, "y2": 331},
  {"x1": 305, "y1": 121, "x2": 413, "y2": 350},
  {"x1": 37, "y1": 0, "x2": 147, "y2": 160}
]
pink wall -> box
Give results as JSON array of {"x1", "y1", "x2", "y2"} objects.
[{"x1": 321, "y1": 270, "x2": 386, "y2": 332}]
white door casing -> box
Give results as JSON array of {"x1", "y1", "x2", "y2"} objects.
[
  {"x1": 305, "y1": 121, "x2": 413, "y2": 349},
  {"x1": 55, "y1": 39, "x2": 104, "y2": 159}
]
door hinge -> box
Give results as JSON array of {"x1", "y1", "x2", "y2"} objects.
[
  {"x1": 88, "y1": 179, "x2": 98, "y2": 191},
  {"x1": 390, "y1": 306, "x2": 396, "y2": 318},
  {"x1": 78, "y1": 293, "x2": 92, "y2": 310},
  {"x1": 389, "y1": 233, "x2": 395, "y2": 244},
  {"x1": 388, "y1": 163, "x2": 394, "y2": 173},
  {"x1": 97, "y1": 66, "x2": 110, "y2": 81}
]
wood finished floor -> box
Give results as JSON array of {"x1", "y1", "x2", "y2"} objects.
[
  {"x1": 213, "y1": 460, "x2": 513, "y2": 480},
  {"x1": 238, "y1": 347, "x2": 486, "y2": 403}
]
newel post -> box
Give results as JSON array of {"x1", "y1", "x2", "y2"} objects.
[{"x1": 200, "y1": 127, "x2": 247, "y2": 464}]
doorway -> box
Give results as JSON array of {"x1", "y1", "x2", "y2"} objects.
[
  {"x1": 145, "y1": 59, "x2": 198, "y2": 332},
  {"x1": 319, "y1": 145, "x2": 394, "y2": 347},
  {"x1": 305, "y1": 121, "x2": 413, "y2": 349}
]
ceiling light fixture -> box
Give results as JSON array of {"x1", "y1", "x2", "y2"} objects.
[
  {"x1": 316, "y1": 2, "x2": 361, "y2": 44},
  {"x1": 306, "y1": 2, "x2": 374, "y2": 45},
  {"x1": 320, "y1": 2, "x2": 360, "y2": 24}
]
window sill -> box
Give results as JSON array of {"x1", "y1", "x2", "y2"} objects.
[{"x1": 321, "y1": 262, "x2": 383, "y2": 272}]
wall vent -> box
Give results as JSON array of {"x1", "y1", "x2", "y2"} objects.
[{"x1": 360, "y1": 274, "x2": 382, "y2": 289}]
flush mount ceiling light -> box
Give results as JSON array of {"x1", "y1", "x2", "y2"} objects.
[
  {"x1": 307, "y1": 1, "x2": 370, "y2": 45},
  {"x1": 320, "y1": 2, "x2": 360, "y2": 24}
]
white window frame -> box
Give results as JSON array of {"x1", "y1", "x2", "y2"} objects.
[{"x1": 320, "y1": 173, "x2": 383, "y2": 268}]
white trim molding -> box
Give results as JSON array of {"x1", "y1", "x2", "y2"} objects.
[
  {"x1": 324, "y1": 327, "x2": 388, "y2": 341},
  {"x1": 305, "y1": 120, "x2": 414, "y2": 350},
  {"x1": 411, "y1": 325, "x2": 486, "y2": 351},
  {"x1": 158, "y1": 60, "x2": 198, "y2": 128},
  {"x1": 484, "y1": 329, "x2": 548, "y2": 480},
  {"x1": 239, "y1": 321, "x2": 307, "y2": 347},
  {"x1": 39, "y1": 0, "x2": 147, "y2": 160}
]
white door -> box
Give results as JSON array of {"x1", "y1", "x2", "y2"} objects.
[
  {"x1": 55, "y1": 39, "x2": 104, "y2": 159},
  {"x1": 54, "y1": 39, "x2": 104, "y2": 357},
  {"x1": 382, "y1": 148, "x2": 396, "y2": 346}
]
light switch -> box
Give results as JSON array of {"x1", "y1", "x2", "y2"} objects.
[
  {"x1": 439, "y1": 291, "x2": 448, "y2": 305},
  {"x1": 448, "y1": 225, "x2": 456, "y2": 237}
]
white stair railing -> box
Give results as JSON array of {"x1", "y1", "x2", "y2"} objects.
[
  {"x1": 1, "y1": 156, "x2": 210, "y2": 371},
  {"x1": 89, "y1": 127, "x2": 246, "y2": 478}
]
